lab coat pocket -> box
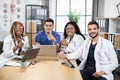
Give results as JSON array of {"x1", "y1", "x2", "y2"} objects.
[{"x1": 98, "y1": 50, "x2": 109, "y2": 65}]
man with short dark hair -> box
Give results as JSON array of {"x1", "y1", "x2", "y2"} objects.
[
  {"x1": 35, "y1": 18, "x2": 60, "y2": 49},
  {"x1": 58, "y1": 21, "x2": 118, "y2": 80}
]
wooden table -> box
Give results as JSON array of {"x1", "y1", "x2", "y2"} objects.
[{"x1": 0, "y1": 56, "x2": 82, "y2": 80}]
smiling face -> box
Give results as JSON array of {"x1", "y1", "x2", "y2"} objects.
[
  {"x1": 66, "y1": 24, "x2": 76, "y2": 38},
  {"x1": 10, "y1": 21, "x2": 24, "y2": 41},
  {"x1": 44, "y1": 22, "x2": 54, "y2": 34},
  {"x1": 14, "y1": 23, "x2": 24, "y2": 36},
  {"x1": 88, "y1": 24, "x2": 99, "y2": 39}
]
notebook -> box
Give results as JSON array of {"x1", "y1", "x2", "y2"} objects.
[
  {"x1": 37, "y1": 45, "x2": 57, "y2": 57},
  {"x1": 25, "y1": 48, "x2": 40, "y2": 60}
]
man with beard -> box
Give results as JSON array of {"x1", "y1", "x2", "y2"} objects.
[{"x1": 58, "y1": 21, "x2": 118, "y2": 80}]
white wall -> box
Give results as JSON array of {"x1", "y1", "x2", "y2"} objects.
[
  {"x1": 104, "y1": 0, "x2": 120, "y2": 17},
  {"x1": 0, "y1": 0, "x2": 44, "y2": 41},
  {"x1": 0, "y1": 0, "x2": 27, "y2": 41}
]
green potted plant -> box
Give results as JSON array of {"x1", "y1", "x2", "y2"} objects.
[
  {"x1": 21, "y1": 54, "x2": 28, "y2": 68},
  {"x1": 22, "y1": 54, "x2": 27, "y2": 62},
  {"x1": 67, "y1": 9, "x2": 80, "y2": 23}
]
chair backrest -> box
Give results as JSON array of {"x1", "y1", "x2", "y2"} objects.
[
  {"x1": 0, "y1": 41, "x2": 3, "y2": 54},
  {"x1": 113, "y1": 48, "x2": 120, "y2": 80},
  {"x1": 117, "y1": 50, "x2": 120, "y2": 64},
  {"x1": 114, "y1": 48, "x2": 120, "y2": 64}
]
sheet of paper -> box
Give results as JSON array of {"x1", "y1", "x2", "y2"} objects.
[{"x1": 5, "y1": 61, "x2": 21, "y2": 66}]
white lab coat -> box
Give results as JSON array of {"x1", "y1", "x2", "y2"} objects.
[
  {"x1": 3, "y1": 35, "x2": 29, "y2": 58},
  {"x1": 68, "y1": 36, "x2": 118, "y2": 80},
  {"x1": 0, "y1": 35, "x2": 29, "y2": 68},
  {"x1": 64, "y1": 34, "x2": 84, "y2": 53}
]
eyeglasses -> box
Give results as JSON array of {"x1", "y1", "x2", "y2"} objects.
[{"x1": 14, "y1": 26, "x2": 23, "y2": 29}]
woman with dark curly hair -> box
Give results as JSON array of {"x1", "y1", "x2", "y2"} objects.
[
  {"x1": 60, "y1": 21, "x2": 85, "y2": 65},
  {"x1": 61, "y1": 21, "x2": 85, "y2": 52}
]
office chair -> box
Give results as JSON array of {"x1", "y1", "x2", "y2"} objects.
[{"x1": 0, "y1": 41, "x2": 3, "y2": 54}]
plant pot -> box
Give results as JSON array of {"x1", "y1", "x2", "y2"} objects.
[{"x1": 21, "y1": 62, "x2": 30, "y2": 68}]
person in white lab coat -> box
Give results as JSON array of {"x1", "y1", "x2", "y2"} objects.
[
  {"x1": 58, "y1": 21, "x2": 118, "y2": 80},
  {"x1": 2, "y1": 21, "x2": 29, "y2": 58},
  {"x1": 0, "y1": 21, "x2": 29, "y2": 67},
  {"x1": 60, "y1": 21, "x2": 85, "y2": 53},
  {"x1": 60, "y1": 21, "x2": 85, "y2": 65}
]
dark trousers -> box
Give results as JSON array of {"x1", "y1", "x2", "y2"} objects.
[{"x1": 80, "y1": 69, "x2": 107, "y2": 80}]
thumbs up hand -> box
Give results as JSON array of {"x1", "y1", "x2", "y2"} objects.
[
  {"x1": 47, "y1": 31, "x2": 55, "y2": 40},
  {"x1": 47, "y1": 31, "x2": 56, "y2": 45}
]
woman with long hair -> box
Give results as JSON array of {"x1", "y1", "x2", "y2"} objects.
[
  {"x1": 61, "y1": 21, "x2": 85, "y2": 52},
  {"x1": 2, "y1": 21, "x2": 29, "y2": 58},
  {"x1": 60, "y1": 21, "x2": 85, "y2": 65}
]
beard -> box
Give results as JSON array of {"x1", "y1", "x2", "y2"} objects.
[{"x1": 89, "y1": 32, "x2": 98, "y2": 39}]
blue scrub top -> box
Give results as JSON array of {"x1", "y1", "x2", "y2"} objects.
[{"x1": 35, "y1": 30, "x2": 60, "y2": 45}]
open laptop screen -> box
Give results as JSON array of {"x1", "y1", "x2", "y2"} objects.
[{"x1": 25, "y1": 48, "x2": 40, "y2": 60}]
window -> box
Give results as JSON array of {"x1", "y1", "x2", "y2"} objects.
[{"x1": 55, "y1": 0, "x2": 93, "y2": 34}]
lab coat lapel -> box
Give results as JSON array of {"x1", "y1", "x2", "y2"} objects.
[
  {"x1": 94, "y1": 36, "x2": 102, "y2": 54},
  {"x1": 83, "y1": 38, "x2": 92, "y2": 59}
]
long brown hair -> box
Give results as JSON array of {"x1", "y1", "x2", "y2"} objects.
[{"x1": 10, "y1": 21, "x2": 24, "y2": 43}]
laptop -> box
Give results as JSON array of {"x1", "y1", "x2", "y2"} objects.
[
  {"x1": 37, "y1": 45, "x2": 57, "y2": 57},
  {"x1": 25, "y1": 48, "x2": 40, "y2": 60},
  {"x1": 13, "y1": 48, "x2": 39, "y2": 60}
]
